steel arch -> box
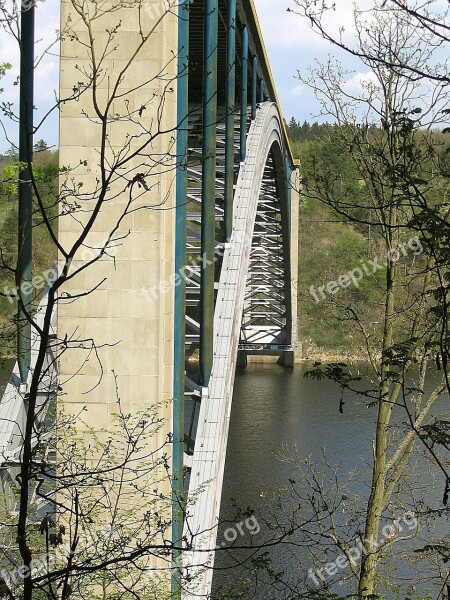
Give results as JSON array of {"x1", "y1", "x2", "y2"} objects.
[{"x1": 183, "y1": 102, "x2": 294, "y2": 598}]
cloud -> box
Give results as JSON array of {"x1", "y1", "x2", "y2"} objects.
[
  {"x1": 254, "y1": 0, "x2": 376, "y2": 50},
  {"x1": 253, "y1": 0, "x2": 380, "y2": 122},
  {"x1": 343, "y1": 70, "x2": 379, "y2": 93},
  {"x1": 254, "y1": 0, "x2": 327, "y2": 50},
  {"x1": 290, "y1": 85, "x2": 304, "y2": 97}
]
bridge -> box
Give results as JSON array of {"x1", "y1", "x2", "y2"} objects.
[{"x1": 1, "y1": 0, "x2": 299, "y2": 598}]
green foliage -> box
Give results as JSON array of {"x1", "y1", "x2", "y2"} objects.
[
  {"x1": 296, "y1": 191, "x2": 384, "y2": 356},
  {"x1": 0, "y1": 162, "x2": 25, "y2": 196},
  {"x1": 33, "y1": 139, "x2": 50, "y2": 153},
  {"x1": 0, "y1": 150, "x2": 59, "y2": 356},
  {"x1": 287, "y1": 119, "x2": 447, "y2": 359},
  {"x1": 0, "y1": 62, "x2": 11, "y2": 94}
]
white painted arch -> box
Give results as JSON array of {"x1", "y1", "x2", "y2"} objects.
[{"x1": 183, "y1": 102, "x2": 292, "y2": 599}]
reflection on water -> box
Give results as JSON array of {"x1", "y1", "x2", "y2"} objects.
[{"x1": 213, "y1": 362, "x2": 449, "y2": 598}]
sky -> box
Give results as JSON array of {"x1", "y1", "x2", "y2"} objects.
[
  {"x1": 255, "y1": 0, "x2": 372, "y2": 124},
  {"x1": 1, "y1": 0, "x2": 366, "y2": 151},
  {"x1": 0, "y1": 0, "x2": 444, "y2": 151}
]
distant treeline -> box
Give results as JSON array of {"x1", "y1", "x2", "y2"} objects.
[{"x1": 286, "y1": 118, "x2": 338, "y2": 143}]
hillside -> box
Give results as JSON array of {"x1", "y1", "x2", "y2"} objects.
[
  {"x1": 288, "y1": 119, "x2": 437, "y2": 360},
  {"x1": 0, "y1": 123, "x2": 436, "y2": 361},
  {"x1": 0, "y1": 147, "x2": 58, "y2": 357}
]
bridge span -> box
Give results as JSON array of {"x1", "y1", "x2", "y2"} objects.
[{"x1": 0, "y1": 0, "x2": 299, "y2": 597}]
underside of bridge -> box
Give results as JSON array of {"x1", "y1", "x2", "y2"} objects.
[{"x1": 175, "y1": 2, "x2": 299, "y2": 597}]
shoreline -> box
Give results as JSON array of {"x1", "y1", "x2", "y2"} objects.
[
  {"x1": 300, "y1": 351, "x2": 365, "y2": 364},
  {"x1": 299, "y1": 342, "x2": 369, "y2": 365}
]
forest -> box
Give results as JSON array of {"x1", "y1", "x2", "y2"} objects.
[{"x1": 288, "y1": 118, "x2": 450, "y2": 358}]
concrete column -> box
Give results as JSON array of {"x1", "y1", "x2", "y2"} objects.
[{"x1": 236, "y1": 350, "x2": 248, "y2": 368}]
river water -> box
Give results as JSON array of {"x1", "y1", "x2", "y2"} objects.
[
  {"x1": 213, "y1": 362, "x2": 449, "y2": 599},
  {"x1": 0, "y1": 359, "x2": 446, "y2": 597}
]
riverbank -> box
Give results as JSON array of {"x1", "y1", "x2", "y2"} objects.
[
  {"x1": 301, "y1": 352, "x2": 363, "y2": 363},
  {"x1": 299, "y1": 339, "x2": 369, "y2": 364}
]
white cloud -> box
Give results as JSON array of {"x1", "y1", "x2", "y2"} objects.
[
  {"x1": 254, "y1": 0, "x2": 377, "y2": 50},
  {"x1": 254, "y1": 0, "x2": 326, "y2": 50},
  {"x1": 253, "y1": 0, "x2": 381, "y2": 121},
  {"x1": 290, "y1": 85, "x2": 304, "y2": 97},
  {"x1": 343, "y1": 70, "x2": 379, "y2": 94}
]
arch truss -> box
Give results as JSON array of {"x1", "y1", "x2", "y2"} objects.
[
  {"x1": 171, "y1": 4, "x2": 300, "y2": 598},
  {"x1": 181, "y1": 101, "x2": 299, "y2": 597}
]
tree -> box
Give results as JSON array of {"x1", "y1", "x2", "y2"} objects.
[
  {"x1": 0, "y1": 62, "x2": 11, "y2": 95},
  {"x1": 0, "y1": 0, "x2": 195, "y2": 597},
  {"x1": 283, "y1": 2, "x2": 450, "y2": 598},
  {"x1": 33, "y1": 140, "x2": 49, "y2": 153},
  {"x1": 289, "y1": 0, "x2": 450, "y2": 85},
  {"x1": 291, "y1": 0, "x2": 450, "y2": 408},
  {"x1": 0, "y1": 2, "x2": 312, "y2": 598}
]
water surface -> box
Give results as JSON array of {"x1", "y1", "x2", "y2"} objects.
[{"x1": 213, "y1": 362, "x2": 449, "y2": 598}]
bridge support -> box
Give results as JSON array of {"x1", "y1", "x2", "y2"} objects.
[
  {"x1": 17, "y1": 1, "x2": 35, "y2": 383},
  {"x1": 277, "y1": 350, "x2": 295, "y2": 368},
  {"x1": 236, "y1": 350, "x2": 247, "y2": 368},
  {"x1": 172, "y1": 1, "x2": 189, "y2": 597},
  {"x1": 224, "y1": 0, "x2": 236, "y2": 242},
  {"x1": 56, "y1": 2, "x2": 300, "y2": 598},
  {"x1": 259, "y1": 78, "x2": 265, "y2": 103},
  {"x1": 200, "y1": 0, "x2": 219, "y2": 387},
  {"x1": 251, "y1": 56, "x2": 258, "y2": 120},
  {"x1": 240, "y1": 25, "x2": 248, "y2": 162}
]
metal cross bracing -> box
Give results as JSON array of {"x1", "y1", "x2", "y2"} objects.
[
  {"x1": 182, "y1": 105, "x2": 293, "y2": 483},
  {"x1": 182, "y1": 101, "x2": 298, "y2": 599},
  {"x1": 239, "y1": 151, "x2": 290, "y2": 351},
  {"x1": 183, "y1": 105, "x2": 250, "y2": 462}
]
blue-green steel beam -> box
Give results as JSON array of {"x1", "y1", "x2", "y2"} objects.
[
  {"x1": 251, "y1": 56, "x2": 257, "y2": 120},
  {"x1": 285, "y1": 156, "x2": 292, "y2": 239},
  {"x1": 223, "y1": 0, "x2": 236, "y2": 242},
  {"x1": 200, "y1": 0, "x2": 218, "y2": 386},
  {"x1": 259, "y1": 78, "x2": 265, "y2": 103},
  {"x1": 240, "y1": 25, "x2": 248, "y2": 163},
  {"x1": 171, "y1": 2, "x2": 189, "y2": 598},
  {"x1": 17, "y1": 2, "x2": 35, "y2": 383}
]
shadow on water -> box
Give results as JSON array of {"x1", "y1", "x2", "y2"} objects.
[{"x1": 212, "y1": 361, "x2": 449, "y2": 599}]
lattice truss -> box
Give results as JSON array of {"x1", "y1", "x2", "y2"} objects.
[
  {"x1": 185, "y1": 109, "x2": 218, "y2": 356},
  {"x1": 184, "y1": 106, "x2": 243, "y2": 363},
  {"x1": 183, "y1": 107, "x2": 239, "y2": 456},
  {"x1": 240, "y1": 151, "x2": 288, "y2": 348}
]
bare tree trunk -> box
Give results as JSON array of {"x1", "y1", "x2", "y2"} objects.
[{"x1": 358, "y1": 218, "x2": 396, "y2": 597}]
